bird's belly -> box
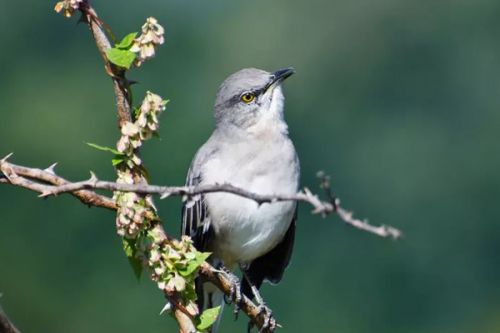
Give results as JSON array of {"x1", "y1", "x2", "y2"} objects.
[
  {"x1": 201, "y1": 137, "x2": 299, "y2": 267},
  {"x1": 206, "y1": 193, "x2": 296, "y2": 266}
]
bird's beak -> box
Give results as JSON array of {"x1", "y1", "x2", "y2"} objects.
[
  {"x1": 265, "y1": 67, "x2": 295, "y2": 93},
  {"x1": 271, "y1": 67, "x2": 295, "y2": 84}
]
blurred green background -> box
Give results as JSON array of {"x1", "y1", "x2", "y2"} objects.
[{"x1": 1, "y1": 0, "x2": 500, "y2": 332}]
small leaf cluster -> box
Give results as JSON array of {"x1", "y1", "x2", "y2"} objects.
[
  {"x1": 148, "y1": 231, "x2": 211, "y2": 314},
  {"x1": 106, "y1": 32, "x2": 138, "y2": 70},
  {"x1": 125, "y1": 227, "x2": 221, "y2": 331},
  {"x1": 106, "y1": 17, "x2": 165, "y2": 69}
]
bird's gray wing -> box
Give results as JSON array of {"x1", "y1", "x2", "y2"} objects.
[
  {"x1": 241, "y1": 206, "x2": 297, "y2": 298},
  {"x1": 181, "y1": 167, "x2": 212, "y2": 252},
  {"x1": 181, "y1": 144, "x2": 216, "y2": 252},
  {"x1": 181, "y1": 143, "x2": 221, "y2": 315}
]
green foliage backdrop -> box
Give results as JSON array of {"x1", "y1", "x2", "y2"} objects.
[{"x1": 1, "y1": 0, "x2": 500, "y2": 332}]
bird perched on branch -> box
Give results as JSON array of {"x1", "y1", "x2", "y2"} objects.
[{"x1": 182, "y1": 67, "x2": 299, "y2": 332}]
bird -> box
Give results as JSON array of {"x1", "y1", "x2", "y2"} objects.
[{"x1": 181, "y1": 67, "x2": 299, "y2": 332}]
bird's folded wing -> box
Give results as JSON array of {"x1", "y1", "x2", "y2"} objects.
[{"x1": 181, "y1": 165, "x2": 212, "y2": 251}]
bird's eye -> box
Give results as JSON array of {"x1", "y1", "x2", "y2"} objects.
[{"x1": 241, "y1": 92, "x2": 255, "y2": 104}]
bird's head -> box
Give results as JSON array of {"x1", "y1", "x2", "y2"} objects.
[{"x1": 214, "y1": 67, "x2": 294, "y2": 133}]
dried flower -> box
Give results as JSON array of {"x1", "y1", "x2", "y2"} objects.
[
  {"x1": 137, "y1": 91, "x2": 166, "y2": 139},
  {"x1": 121, "y1": 121, "x2": 140, "y2": 136},
  {"x1": 54, "y1": 0, "x2": 83, "y2": 18},
  {"x1": 130, "y1": 17, "x2": 165, "y2": 66}
]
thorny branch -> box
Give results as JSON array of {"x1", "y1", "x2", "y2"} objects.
[
  {"x1": 0, "y1": 157, "x2": 291, "y2": 331},
  {"x1": 0, "y1": 158, "x2": 402, "y2": 240},
  {"x1": 18, "y1": 166, "x2": 401, "y2": 239},
  {"x1": 75, "y1": 2, "x2": 197, "y2": 333}
]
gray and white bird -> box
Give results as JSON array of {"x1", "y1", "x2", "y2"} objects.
[{"x1": 182, "y1": 67, "x2": 299, "y2": 331}]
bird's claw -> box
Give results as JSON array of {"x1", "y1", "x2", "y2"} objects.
[
  {"x1": 257, "y1": 303, "x2": 276, "y2": 332},
  {"x1": 246, "y1": 302, "x2": 276, "y2": 332},
  {"x1": 219, "y1": 269, "x2": 242, "y2": 318}
]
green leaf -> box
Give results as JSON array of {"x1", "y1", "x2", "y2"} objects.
[
  {"x1": 112, "y1": 155, "x2": 125, "y2": 166},
  {"x1": 122, "y1": 238, "x2": 143, "y2": 280},
  {"x1": 106, "y1": 48, "x2": 136, "y2": 69},
  {"x1": 178, "y1": 252, "x2": 211, "y2": 277},
  {"x1": 115, "y1": 32, "x2": 138, "y2": 49},
  {"x1": 196, "y1": 306, "x2": 221, "y2": 331},
  {"x1": 86, "y1": 142, "x2": 121, "y2": 155}
]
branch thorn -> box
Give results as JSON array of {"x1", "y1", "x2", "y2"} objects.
[
  {"x1": 38, "y1": 190, "x2": 53, "y2": 198},
  {"x1": 88, "y1": 171, "x2": 98, "y2": 185},
  {"x1": 0, "y1": 153, "x2": 14, "y2": 164},
  {"x1": 159, "y1": 301, "x2": 172, "y2": 315},
  {"x1": 160, "y1": 192, "x2": 171, "y2": 199},
  {"x1": 44, "y1": 163, "x2": 58, "y2": 175}
]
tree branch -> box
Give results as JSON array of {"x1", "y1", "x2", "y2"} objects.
[
  {"x1": 0, "y1": 298, "x2": 21, "y2": 333},
  {"x1": 0, "y1": 157, "x2": 401, "y2": 239},
  {"x1": 35, "y1": 169, "x2": 401, "y2": 240},
  {"x1": 76, "y1": 2, "x2": 200, "y2": 332},
  {"x1": 0, "y1": 157, "x2": 280, "y2": 331},
  {"x1": 0, "y1": 156, "x2": 116, "y2": 211}
]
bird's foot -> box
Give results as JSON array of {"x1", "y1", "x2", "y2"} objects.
[
  {"x1": 246, "y1": 303, "x2": 276, "y2": 333},
  {"x1": 217, "y1": 268, "x2": 242, "y2": 318},
  {"x1": 257, "y1": 302, "x2": 276, "y2": 332}
]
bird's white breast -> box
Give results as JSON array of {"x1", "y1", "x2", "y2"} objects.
[{"x1": 202, "y1": 135, "x2": 299, "y2": 267}]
